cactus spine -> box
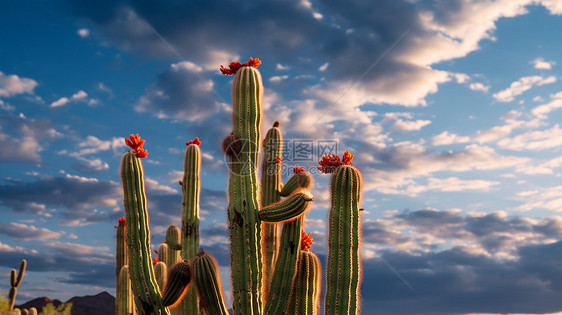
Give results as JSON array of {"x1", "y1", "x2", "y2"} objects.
[
  {"x1": 193, "y1": 250, "x2": 229, "y2": 315},
  {"x1": 226, "y1": 66, "x2": 264, "y2": 315},
  {"x1": 120, "y1": 149, "x2": 170, "y2": 315},
  {"x1": 8, "y1": 259, "x2": 26, "y2": 312},
  {"x1": 325, "y1": 164, "x2": 363, "y2": 315},
  {"x1": 261, "y1": 122, "x2": 283, "y2": 298}
]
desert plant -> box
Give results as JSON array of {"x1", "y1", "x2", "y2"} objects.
[{"x1": 117, "y1": 58, "x2": 363, "y2": 315}]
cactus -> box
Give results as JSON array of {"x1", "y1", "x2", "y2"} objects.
[
  {"x1": 116, "y1": 58, "x2": 364, "y2": 315},
  {"x1": 28, "y1": 308, "x2": 37, "y2": 315},
  {"x1": 120, "y1": 135, "x2": 171, "y2": 315},
  {"x1": 287, "y1": 231, "x2": 321, "y2": 315},
  {"x1": 115, "y1": 217, "x2": 135, "y2": 315},
  {"x1": 117, "y1": 266, "x2": 135, "y2": 315},
  {"x1": 193, "y1": 250, "x2": 229, "y2": 315},
  {"x1": 155, "y1": 262, "x2": 168, "y2": 293},
  {"x1": 8, "y1": 259, "x2": 26, "y2": 312},
  {"x1": 260, "y1": 121, "x2": 283, "y2": 297},
  {"x1": 263, "y1": 217, "x2": 303, "y2": 314},
  {"x1": 223, "y1": 60, "x2": 265, "y2": 315},
  {"x1": 320, "y1": 151, "x2": 364, "y2": 315}
]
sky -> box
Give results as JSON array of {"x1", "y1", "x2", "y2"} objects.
[{"x1": 1, "y1": 0, "x2": 562, "y2": 314}]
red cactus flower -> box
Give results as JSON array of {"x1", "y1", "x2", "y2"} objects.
[
  {"x1": 220, "y1": 57, "x2": 261, "y2": 75},
  {"x1": 342, "y1": 150, "x2": 354, "y2": 165},
  {"x1": 186, "y1": 137, "x2": 201, "y2": 146},
  {"x1": 317, "y1": 151, "x2": 354, "y2": 174},
  {"x1": 301, "y1": 231, "x2": 313, "y2": 251},
  {"x1": 293, "y1": 166, "x2": 306, "y2": 174},
  {"x1": 153, "y1": 257, "x2": 158, "y2": 265},
  {"x1": 125, "y1": 134, "x2": 148, "y2": 158},
  {"x1": 275, "y1": 157, "x2": 281, "y2": 164},
  {"x1": 118, "y1": 216, "x2": 126, "y2": 226},
  {"x1": 154, "y1": 249, "x2": 158, "y2": 254}
]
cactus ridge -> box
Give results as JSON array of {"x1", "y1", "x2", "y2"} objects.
[{"x1": 287, "y1": 250, "x2": 321, "y2": 315}]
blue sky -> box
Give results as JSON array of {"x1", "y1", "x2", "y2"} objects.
[{"x1": 1, "y1": 1, "x2": 562, "y2": 314}]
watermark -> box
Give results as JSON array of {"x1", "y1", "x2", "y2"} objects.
[{"x1": 225, "y1": 139, "x2": 339, "y2": 176}]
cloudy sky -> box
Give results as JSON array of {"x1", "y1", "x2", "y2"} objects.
[{"x1": 1, "y1": 0, "x2": 562, "y2": 314}]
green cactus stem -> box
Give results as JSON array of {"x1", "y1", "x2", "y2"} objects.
[
  {"x1": 321, "y1": 151, "x2": 363, "y2": 315},
  {"x1": 178, "y1": 139, "x2": 201, "y2": 314},
  {"x1": 223, "y1": 60, "x2": 264, "y2": 315},
  {"x1": 263, "y1": 217, "x2": 303, "y2": 314},
  {"x1": 193, "y1": 250, "x2": 229, "y2": 315},
  {"x1": 261, "y1": 121, "x2": 283, "y2": 298},
  {"x1": 287, "y1": 232, "x2": 321, "y2": 315},
  {"x1": 279, "y1": 168, "x2": 312, "y2": 197},
  {"x1": 259, "y1": 191, "x2": 314, "y2": 223},
  {"x1": 120, "y1": 134, "x2": 170, "y2": 315},
  {"x1": 115, "y1": 217, "x2": 129, "y2": 315},
  {"x1": 117, "y1": 266, "x2": 135, "y2": 315},
  {"x1": 155, "y1": 262, "x2": 168, "y2": 294},
  {"x1": 161, "y1": 260, "x2": 192, "y2": 308},
  {"x1": 8, "y1": 259, "x2": 26, "y2": 311}
]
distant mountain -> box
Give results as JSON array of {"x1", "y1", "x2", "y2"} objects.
[
  {"x1": 16, "y1": 296, "x2": 63, "y2": 313},
  {"x1": 17, "y1": 292, "x2": 114, "y2": 315}
]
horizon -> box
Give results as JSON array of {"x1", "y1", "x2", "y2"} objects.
[{"x1": 2, "y1": 1, "x2": 562, "y2": 314}]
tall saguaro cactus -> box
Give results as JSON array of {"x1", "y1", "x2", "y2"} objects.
[
  {"x1": 8, "y1": 259, "x2": 26, "y2": 312},
  {"x1": 120, "y1": 135, "x2": 170, "y2": 315},
  {"x1": 223, "y1": 59, "x2": 264, "y2": 315},
  {"x1": 320, "y1": 151, "x2": 363, "y2": 315}
]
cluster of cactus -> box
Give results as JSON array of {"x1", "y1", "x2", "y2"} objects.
[
  {"x1": 6, "y1": 259, "x2": 37, "y2": 315},
  {"x1": 117, "y1": 58, "x2": 364, "y2": 314}
]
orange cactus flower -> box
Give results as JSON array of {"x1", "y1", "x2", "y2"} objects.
[
  {"x1": 293, "y1": 166, "x2": 306, "y2": 174},
  {"x1": 153, "y1": 257, "x2": 158, "y2": 265},
  {"x1": 118, "y1": 216, "x2": 126, "y2": 226},
  {"x1": 186, "y1": 137, "x2": 201, "y2": 146},
  {"x1": 125, "y1": 134, "x2": 148, "y2": 158},
  {"x1": 220, "y1": 57, "x2": 262, "y2": 75},
  {"x1": 301, "y1": 231, "x2": 313, "y2": 251},
  {"x1": 317, "y1": 151, "x2": 354, "y2": 174}
]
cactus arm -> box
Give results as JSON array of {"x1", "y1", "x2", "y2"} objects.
[
  {"x1": 261, "y1": 122, "x2": 283, "y2": 299},
  {"x1": 155, "y1": 262, "x2": 168, "y2": 293},
  {"x1": 226, "y1": 65, "x2": 264, "y2": 315},
  {"x1": 165, "y1": 225, "x2": 182, "y2": 251},
  {"x1": 279, "y1": 173, "x2": 312, "y2": 197},
  {"x1": 259, "y1": 191, "x2": 313, "y2": 223},
  {"x1": 193, "y1": 250, "x2": 229, "y2": 315},
  {"x1": 263, "y1": 217, "x2": 303, "y2": 314},
  {"x1": 161, "y1": 260, "x2": 192, "y2": 307},
  {"x1": 121, "y1": 152, "x2": 170, "y2": 315},
  {"x1": 325, "y1": 164, "x2": 363, "y2": 315}
]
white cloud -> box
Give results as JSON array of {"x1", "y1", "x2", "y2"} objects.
[
  {"x1": 390, "y1": 118, "x2": 431, "y2": 133},
  {"x1": 50, "y1": 90, "x2": 89, "y2": 107},
  {"x1": 532, "y1": 57, "x2": 556, "y2": 70},
  {"x1": 77, "y1": 28, "x2": 90, "y2": 38},
  {"x1": 469, "y1": 82, "x2": 490, "y2": 93},
  {"x1": 493, "y1": 75, "x2": 556, "y2": 102},
  {"x1": 171, "y1": 61, "x2": 203, "y2": 73},
  {"x1": 276, "y1": 64, "x2": 289, "y2": 70},
  {"x1": 497, "y1": 124, "x2": 562, "y2": 151},
  {"x1": 269, "y1": 75, "x2": 289, "y2": 82},
  {"x1": 0, "y1": 222, "x2": 62, "y2": 241},
  {"x1": 517, "y1": 185, "x2": 562, "y2": 211},
  {"x1": 432, "y1": 131, "x2": 471, "y2": 146},
  {"x1": 380, "y1": 177, "x2": 500, "y2": 197},
  {"x1": 0, "y1": 71, "x2": 38, "y2": 97},
  {"x1": 531, "y1": 98, "x2": 562, "y2": 120},
  {"x1": 318, "y1": 62, "x2": 329, "y2": 71},
  {"x1": 0, "y1": 99, "x2": 15, "y2": 111}
]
